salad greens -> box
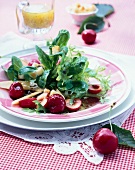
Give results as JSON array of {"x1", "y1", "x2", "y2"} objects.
[
  {"x1": 51, "y1": 29, "x2": 70, "y2": 47},
  {"x1": 4, "y1": 29, "x2": 110, "y2": 102}
]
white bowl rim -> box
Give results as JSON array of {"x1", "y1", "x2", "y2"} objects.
[{"x1": 66, "y1": 4, "x2": 98, "y2": 16}]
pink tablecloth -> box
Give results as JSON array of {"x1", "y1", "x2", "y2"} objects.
[
  {"x1": 0, "y1": 111, "x2": 134, "y2": 170},
  {"x1": 0, "y1": 0, "x2": 135, "y2": 169}
]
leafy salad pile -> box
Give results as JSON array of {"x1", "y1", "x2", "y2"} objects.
[
  {"x1": 5, "y1": 30, "x2": 111, "y2": 103},
  {"x1": 5, "y1": 29, "x2": 110, "y2": 106}
]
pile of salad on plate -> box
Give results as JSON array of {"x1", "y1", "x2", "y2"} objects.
[{"x1": 1, "y1": 29, "x2": 111, "y2": 114}]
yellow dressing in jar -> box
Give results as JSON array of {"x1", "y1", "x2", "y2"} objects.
[{"x1": 22, "y1": 4, "x2": 54, "y2": 29}]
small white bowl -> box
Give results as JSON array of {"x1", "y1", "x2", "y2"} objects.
[{"x1": 66, "y1": 4, "x2": 98, "y2": 26}]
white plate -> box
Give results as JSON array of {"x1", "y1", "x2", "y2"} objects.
[
  {"x1": 0, "y1": 47, "x2": 131, "y2": 122},
  {"x1": 0, "y1": 85, "x2": 134, "y2": 131}
]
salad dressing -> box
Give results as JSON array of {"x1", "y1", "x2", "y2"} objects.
[{"x1": 22, "y1": 4, "x2": 54, "y2": 29}]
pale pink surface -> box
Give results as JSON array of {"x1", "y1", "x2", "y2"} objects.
[
  {"x1": 0, "y1": 1, "x2": 135, "y2": 169},
  {"x1": 0, "y1": 0, "x2": 135, "y2": 56}
]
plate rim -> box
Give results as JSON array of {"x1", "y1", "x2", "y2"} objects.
[
  {"x1": 0, "y1": 47, "x2": 131, "y2": 122},
  {"x1": 0, "y1": 85, "x2": 134, "y2": 131}
]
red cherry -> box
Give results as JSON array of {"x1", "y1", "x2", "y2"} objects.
[
  {"x1": 28, "y1": 59, "x2": 40, "y2": 66},
  {"x1": 88, "y1": 84, "x2": 102, "y2": 94},
  {"x1": 66, "y1": 98, "x2": 82, "y2": 112},
  {"x1": 19, "y1": 98, "x2": 37, "y2": 109},
  {"x1": 9, "y1": 82, "x2": 25, "y2": 100},
  {"x1": 82, "y1": 29, "x2": 97, "y2": 44},
  {"x1": 46, "y1": 94, "x2": 66, "y2": 114},
  {"x1": 93, "y1": 128, "x2": 118, "y2": 154}
]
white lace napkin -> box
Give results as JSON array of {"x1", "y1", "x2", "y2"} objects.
[
  {"x1": 0, "y1": 105, "x2": 134, "y2": 165},
  {"x1": 0, "y1": 32, "x2": 134, "y2": 165}
]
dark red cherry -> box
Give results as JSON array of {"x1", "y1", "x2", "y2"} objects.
[
  {"x1": 93, "y1": 128, "x2": 118, "y2": 154},
  {"x1": 46, "y1": 94, "x2": 66, "y2": 114},
  {"x1": 28, "y1": 59, "x2": 40, "y2": 66},
  {"x1": 9, "y1": 82, "x2": 25, "y2": 100},
  {"x1": 66, "y1": 98, "x2": 82, "y2": 112},
  {"x1": 19, "y1": 98, "x2": 37, "y2": 109},
  {"x1": 82, "y1": 29, "x2": 97, "y2": 44},
  {"x1": 88, "y1": 84, "x2": 102, "y2": 94}
]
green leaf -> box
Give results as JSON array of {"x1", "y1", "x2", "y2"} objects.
[
  {"x1": 68, "y1": 56, "x2": 87, "y2": 75},
  {"x1": 34, "y1": 100, "x2": 46, "y2": 114},
  {"x1": 23, "y1": 108, "x2": 35, "y2": 113},
  {"x1": 49, "y1": 54, "x2": 59, "y2": 68},
  {"x1": 19, "y1": 66, "x2": 36, "y2": 75},
  {"x1": 46, "y1": 80, "x2": 57, "y2": 90},
  {"x1": 52, "y1": 29, "x2": 70, "y2": 47},
  {"x1": 36, "y1": 70, "x2": 50, "y2": 88},
  {"x1": 78, "y1": 15, "x2": 105, "y2": 34},
  {"x1": 36, "y1": 45, "x2": 52, "y2": 69},
  {"x1": 103, "y1": 124, "x2": 135, "y2": 148},
  {"x1": 12, "y1": 56, "x2": 23, "y2": 72},
  {"x1": 58, "y1": 80, "x2": 88, "y2": 99},
  {"x1": 60, "y1": 46, "x2": 68, "y2": 54},
  {"x1": 48, "y1": 46, "x2": 68, "y2": 69},
  {"x1": 7, "y1": 65, "x2": 18, "y2": 81},
  {"x1": 95, "y1": 4, "x2": 115, "y2": 17},
  {"x1": 86, "y1": 68, "x2": 97, "y2": 77}
]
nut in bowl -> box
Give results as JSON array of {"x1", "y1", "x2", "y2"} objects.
[{"x1": 66, "y1": 3, "x2": 98, "y2": 25}]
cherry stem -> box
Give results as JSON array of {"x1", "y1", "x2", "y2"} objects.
[
  {"x1": 109, "y1": 102, "x2": 116, "y2": 132},
  {"x1": 83, "y1": 22, "x2": 98, "y2": 30},
  {"x1": 109, "y1": 106, "x2": 113, "y2": 132},
  {"x1": 83, "y1": 19, "x2": 110, "y2": 32}
]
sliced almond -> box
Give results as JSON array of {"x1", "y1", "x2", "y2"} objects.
[
  {"x1": 56, "y1": 89, "x2": 65, "y2": 99},
  {"x1": 12, "y1": 91, "x2": 43, "y2": 105},
  {"x1": 18, "y1": 74, "x2": 25, "y2": 79},
  {"x1": 36, "y1": 67, "x2": 44, "y2": 76},
  {"x1": 52, "y1": 45, "x2": 60, "y2": 54},
  {"x1": 0, "y1": 80, "x2": 31, "y2": 90},
  {"x1": 40, "y1": 98, "x2": 47, "y2": 107},
  {"x1": 32, "y1": 62, "x2": 39, "y2": 67},
  {"x1": 19, "y1": 81, "x2": 30, "y2": 90},
  {"x1": 37, "y1": 92, "x2": 48, "y2": 101},
  {"x1": 50, "y1": 89, "x2": 59, "y2": 96},
  {"x1": 44, "y1": 88, "x2": 50, "y2": 93},
  {"x1": 50, "y1": 89, "x2": 65, "y2": 99},
  {"x1": 0, "y1": 81, "x2": 13, "y2": 89},
  {"x1": 37, "y1": 88, "x2": 50, "y2": 101}
]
